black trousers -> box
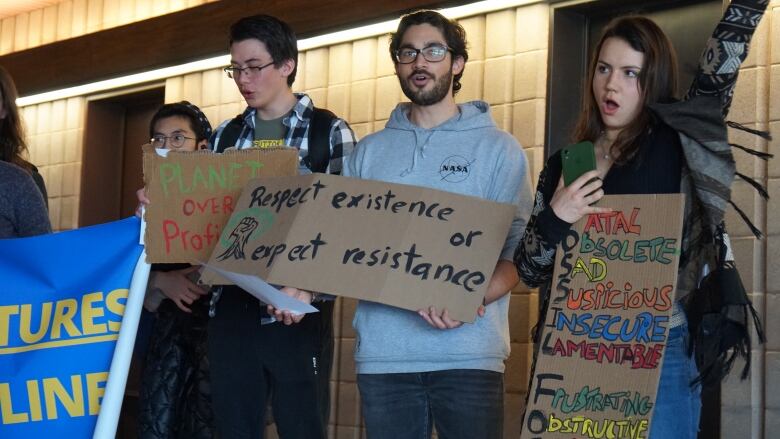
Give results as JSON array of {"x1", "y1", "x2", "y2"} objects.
[{"x1": 207, "y1": 287, "x2": 334, "y2": 439}]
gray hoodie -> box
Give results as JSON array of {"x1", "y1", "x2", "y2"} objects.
[{"x1": 344, "y1": 100, "x2": 533, "y2": 374}]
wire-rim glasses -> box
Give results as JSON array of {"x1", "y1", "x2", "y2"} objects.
[
  {"x1": 395, "y1": 44, "x2": 452, "y2": 64},
  {"x1": 150, "y1": 134, "x2": 195, "y2": 149},
  {"x1": 224, "y1": 60, "x2": 276, "y2": 79}
]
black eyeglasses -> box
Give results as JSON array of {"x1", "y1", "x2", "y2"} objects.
[
  {"x1": 395, "y1": 44, "x2": 452, "y2": 64},
  {"x1": 151, "y1": 134, "x2": 195, "y2": 149},
  {"x1": 224, "y1": 61, "x2": 276, "y2": 79}
]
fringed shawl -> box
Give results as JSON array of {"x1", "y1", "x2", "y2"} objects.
[{"x1": 651, "y1": 96, "x2": 768, "y2": 385}]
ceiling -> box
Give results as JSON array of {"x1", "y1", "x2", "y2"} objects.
[{"x1": 0, "y1": 0, "x2": 62, "y2": 19}]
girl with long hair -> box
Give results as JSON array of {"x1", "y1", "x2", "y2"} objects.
[
  {"x1": 514, "y1": 1, "x2": 769, "y2": 437},
  {"x1": 0, "y1": 66, "x2": 47, "y2": 204}
]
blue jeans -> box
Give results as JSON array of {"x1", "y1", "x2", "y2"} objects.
[
  {"x1": 357, "y1": 369, "x2": 504, "y2": 439},
  {"x1": 649, "y1": 323, "x2": 701, "y2": 439}
]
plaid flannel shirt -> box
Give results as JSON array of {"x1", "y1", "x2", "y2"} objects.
[
  {"x1": 208, "y1": 93, "x2": 357, "y2": 320},
  {"x1": 208, "y1": 93, "x2": 356, "y2": 174}
]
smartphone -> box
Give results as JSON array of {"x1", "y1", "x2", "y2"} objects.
[{"x1": 561, "y1": 141, "x2": 597, "y2": 187}]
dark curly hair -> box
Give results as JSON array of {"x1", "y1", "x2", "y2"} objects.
[{"x1": 389, "y1": 10, "x2": 469, "y2": 95}]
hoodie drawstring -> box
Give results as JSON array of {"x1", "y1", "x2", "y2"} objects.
[{"x1": 401, "y1": 130, "x2": 434, "y2": 177}]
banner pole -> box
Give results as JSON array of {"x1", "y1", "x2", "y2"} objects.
[{"x1": 92, "y1": 248, "x2": 151, "y2": 439}]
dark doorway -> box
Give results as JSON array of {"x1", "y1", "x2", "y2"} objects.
[
  {"x1": 80, "y1": 87, "x2": 164, "y2": 226},
  {"x1": 79, "y1": 86, "x2": 164, "y2": 438},
  {"x1": 546, "y1": 1, "x2": 723, "y2": 438},
  {"x1": 546, "y1": 0, "x2": 723, "y2": 156}
]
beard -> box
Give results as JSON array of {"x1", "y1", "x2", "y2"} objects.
[{"x1": 399, "y1": 68, "x2": 453, "y2": 106}]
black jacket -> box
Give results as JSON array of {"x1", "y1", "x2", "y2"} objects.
[{"x1": 138, "y1": 269, "x2": 215, "y2": 438}]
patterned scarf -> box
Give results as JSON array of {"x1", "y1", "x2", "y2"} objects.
[{"x1": 651, "y1": 95, "x2": 768, "y2": 385}]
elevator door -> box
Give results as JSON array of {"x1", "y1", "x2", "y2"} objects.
[
  {"x1": 546, "y1": 0, "x2": 722, "y2": 156},
  {"x1": 80, "y1": 87, "x2": 164, "y2": 226}
]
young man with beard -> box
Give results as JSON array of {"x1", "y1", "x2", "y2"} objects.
[
  {"x1": 344, "y1": 10, "x2": 532, "y2": 439},
  {"x1": 207, "y1": 14, "x2": 356, "y2": 439}
]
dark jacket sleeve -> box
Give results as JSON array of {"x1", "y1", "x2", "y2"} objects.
[
  {"x1": 513, "y1": 152, "x2": 572, "y2": 288},
  {"x1": 685, "y1": 0, "x2": 769, "y2": 117}
]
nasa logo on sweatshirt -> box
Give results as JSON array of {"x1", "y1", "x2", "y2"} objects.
[{"x1": 439, "y1": 155, "x2": 474, "y2": 183}]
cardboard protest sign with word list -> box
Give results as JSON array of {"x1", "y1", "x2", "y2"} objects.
[
  {"x1": 202, "y1": 173, "x2": 517, "y2": 322},
  {"x1": 521, "y1": 194, "x2": 684, "y2": 439},
  {"x1": 142, "y1": 146, "x2": 298, "y2": 263}
]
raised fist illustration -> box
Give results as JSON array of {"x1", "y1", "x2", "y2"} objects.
[{"x1": 216, "y1": 216, "x2": 259, "y2": 261}]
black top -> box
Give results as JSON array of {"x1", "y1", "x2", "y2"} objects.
[{"x1": 602, "y1": 121, "x2": 682, "y2": 195}]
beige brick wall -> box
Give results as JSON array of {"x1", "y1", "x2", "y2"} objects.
[
  {"x1": 761, "y1": 1, "x2": 780, "y2": 437},
  {"x1": 20, "y1": 97, "x2": 85, "y2": 232},
  {"x1": 0, "y1": 0, "x2": 216, "y2": 54},
  {"x1": 12, "y1": 0, "x2": 779, "y2": 437}
]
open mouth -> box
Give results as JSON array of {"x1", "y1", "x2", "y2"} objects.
[
  {"x1": 410, "y1": 72, "x2": 432, "y2": 87},
  {"x1": 602, "y1": 98, "x2": 619, "y2": 115}
]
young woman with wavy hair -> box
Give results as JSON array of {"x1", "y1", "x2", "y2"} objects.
[
  {"x1": 514, "y1": 1, "x2": 769, "y2": 437},
  {"x1": 0, "y1": 66, "x2": 47, "y2": 204}
]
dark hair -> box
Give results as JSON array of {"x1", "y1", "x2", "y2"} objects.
[
  {"x1": 389, "y1": 10, "x2": 468, "y2": 95},
  {"x1": 0, "y1": 66, "x2": 33, "y2": 172},
  {"x1": 229, "y1": 14, "x2": 298, "y2": 87},
  {"x1": 573, "y1": 16, "x2": 678, "y2": 163},
  {"x1": 149, "y1": 101, "x2": 212, "y2": 142}
]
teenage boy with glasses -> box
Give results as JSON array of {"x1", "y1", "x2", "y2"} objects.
[
  {"x1": 344, "y1": 10, "x2": 532, "y2": 439},
  {"x1": 207, "y1": 14, "x2": 356, "y2": 439}
]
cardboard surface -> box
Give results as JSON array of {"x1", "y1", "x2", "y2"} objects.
[
  {"x1": 142, "y1": 146, "x2": 299, "y2": 262},
  {"x1": 521, "y1": 194, "x2": 685, "y2": 438},
  {"x1": 202, "y1": 173, "x2": 517, "y2": 322}
]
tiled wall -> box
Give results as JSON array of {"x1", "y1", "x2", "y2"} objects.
[
  {"x1": 21, "y1": 97, "x2": 84, "y2": 232},
  {"x1": 0, "y1": 0, "x2": 216, "y2": 55},
  {"x1": 12, "y1": 0, "x2": 779, "y2": 437},
  {"x1": 760, "y1": 1, "x2": 779, "y2": 436}
]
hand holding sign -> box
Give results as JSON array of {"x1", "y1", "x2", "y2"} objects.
[
  {"x1": 136, "y1": 187, "x2": 150, "y2": 218},
  {"x1": 418, "y1": 307, "x2": 464, "y2": 330},
  {"x1": 150, "y1": 266, "x2": 208, "y2": 313}
]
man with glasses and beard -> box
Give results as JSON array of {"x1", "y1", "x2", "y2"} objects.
[{"x1": 343, "y1": 9, "x2": 532, "y2": 439}]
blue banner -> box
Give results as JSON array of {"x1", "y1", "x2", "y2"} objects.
[{"x1": 0, "y1": 217, "x2": 143, "y2": 438}]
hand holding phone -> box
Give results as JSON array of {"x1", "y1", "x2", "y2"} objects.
[
  {"x1": 561, "y1": 141, "x2": 597, "y2": 187},
  {"x1": 554, "y1": 141, "x2": 608, "y2": 223}
]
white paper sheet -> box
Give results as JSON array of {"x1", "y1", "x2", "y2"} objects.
[{"x1": 201, "y1": 263, "x2": 319, "y2": 315}]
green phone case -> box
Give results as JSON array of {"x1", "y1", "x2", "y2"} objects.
[{"x1": 561, "y1": 141, "x2": 597, "y2": 186}]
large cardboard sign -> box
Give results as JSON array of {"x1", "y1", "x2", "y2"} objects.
[
  {"x1": 203, "y1": 174, "x2": 517, "y2": 322},
  {"x1": 521, "y1": 194, "x2": 684, "y2": 438},
  {"x1": 142, "y1": 146, "x2": 298, "y2": 263}
]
